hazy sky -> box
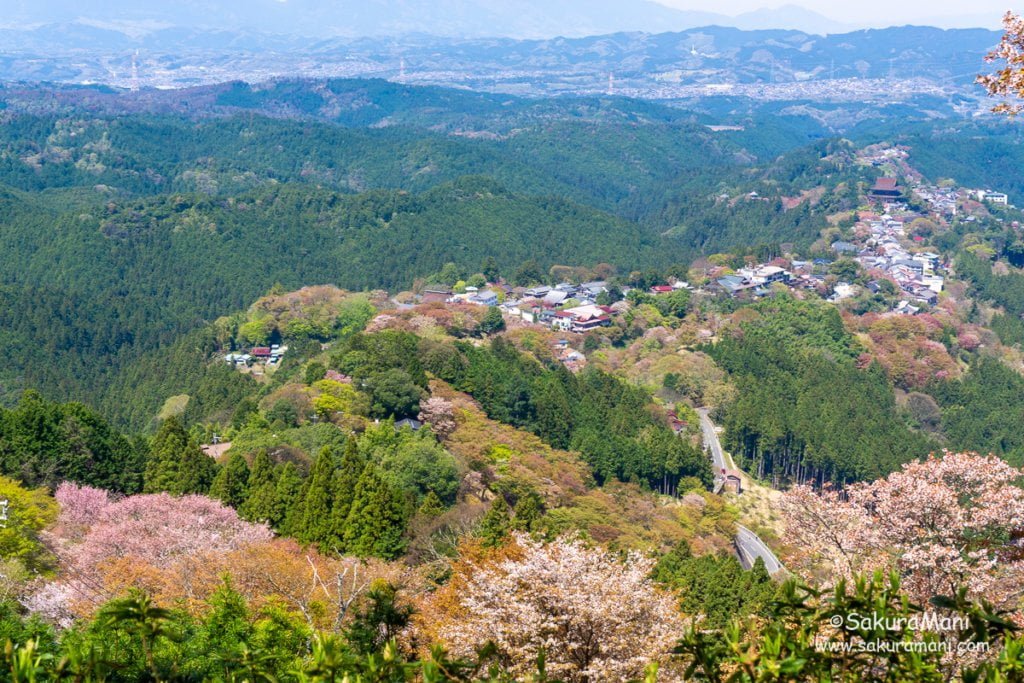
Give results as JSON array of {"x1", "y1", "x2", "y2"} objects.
[{"x1": 656, "y1": 0, "x2": 1011, "y2": 28}]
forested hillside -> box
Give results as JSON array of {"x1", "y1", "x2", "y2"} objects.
[{"x1": 0, "y1": 82, "x2": 867, "y2": 422}]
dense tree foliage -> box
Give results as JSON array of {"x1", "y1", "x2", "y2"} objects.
[
  {"x1": 0, "y1": 391, "x2": 144, "y2": 493},
  {"x1": 0, "y1": 98, "x2": 868, "y2": 427},
  {"x1": 956, "y1": 251, "x2": 1024, "y2": 318},
  {"x1": 652, "y1": 541, "x2": 777, "y2": 630},
  {"x1": 927, "y1": 357, "x2": 1024, "y2": 465},
  {"x1": 427, "y1": 337, "x2": 711, "y2": 492},
  {"x1": 709, "y1": 297, "x2": 933, "y2": 484}
]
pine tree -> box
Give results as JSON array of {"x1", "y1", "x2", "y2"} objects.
[
  {"x1": 209, "y1": 452, "x2": 251, "y2": 509},
  {"x1": 342, "y1": 465, "x2": 408, "y2": 560},
  {"x1": 481, "y1": 256, "x2": 500, "y2": 284},
  {"x1": 300, "y1": 447, "x2": 338, "y2": 548},
  {"x1": 479, "y1": 498, "x2": 512, "y2": 547},
  {"x1": 328, "y1": 439, "x2": 365, "y2": 550},
  {"x1": 240, "y1": 450, "x2": 279, "y2": 524},
  {"x1": 144, "y1": 417, "x2": 216, "y2": 495}
]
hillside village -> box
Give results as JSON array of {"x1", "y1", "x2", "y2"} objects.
[
  {"x1": 215, "y1": 149, "x2": 1020, "y2": 380},
  {"x1": 373, "y1": 148, "x2": 1018, "y2": 366}
]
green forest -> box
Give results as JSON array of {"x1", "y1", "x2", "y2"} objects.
[{"x1": 0, "y1": 99, "x2": 864, "y2": 426}]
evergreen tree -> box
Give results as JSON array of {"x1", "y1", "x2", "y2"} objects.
[
  {"x1": 177, "y1": 447, "x2": 219, "y2": 496},
  {"x1": 481, "y1": 256, "x2": 501, "y2": 284},
  {"x1": 198, "y1": 580, "x2": 253, "y2": 679},
  {"x1": 239, "y1": 450, "x2": 278, "y2": 524},
  {"x1": 342, "y1": 465, "x2": 408, "y2": 560},
  {"x1": 418, "y1": 490, "x2": 445, "y2": 517},
  {"x1": 144, "y1": 417, "x2": 216, "y2": 495},
  {"x1": 511, "y1": 492, "x2": 543, "y2": 532},
  {"x1": 652, "y1": 540, "x2": 777, "y2": 629},
  {"x1": 276, "y1": 463, "x2": 307, "y2": 537},
  {"x1": 478, "y1": 307, "x2": 506, "y2": 335},
  {"x1": 209, "y1": 452, "x2": 251, "y2": 509},
  {"x1": 532, "y1": 376, "x2": 573, "y2": 449},
  {"x1": 479, "y1": 498, "x2": 512, "y2": 547},
  {"x1": 299, "y1": 447, "x2": 338, "y2": 548},
  {"x1": 304, "y1": 362, "x2": 327, "y2": 386},
  {"x1": 328, "y1": 440, "x2": 365, "y2": 549}
]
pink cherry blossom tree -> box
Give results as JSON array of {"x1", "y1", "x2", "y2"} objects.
[
  {"x1": 783, "y1": 451, "x2": 1024, "y2": 608},
  {"x1": 29, "y1": 483, "x2": 272, "y2": 620},
  {"x1": 418, "y1": 396, "x2": 457, "y2": 440},
  {"x1": 979, "y1": 12, "x2": 1024, "y2": 115}
]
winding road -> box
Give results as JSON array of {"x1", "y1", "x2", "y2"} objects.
[
  {"x1": 697, "y1": 408, "x2": 728, "y2": 473},
  {"x1": 696, "y1": 408, "x2": 785, "y2": 575},
  {"x1": 735, "y1": 524, "x2": 785, "y2": 574}
]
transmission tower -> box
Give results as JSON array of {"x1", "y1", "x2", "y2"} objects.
[{"x1": 130, "y1": 50, "x2": 140, "y2": 92}]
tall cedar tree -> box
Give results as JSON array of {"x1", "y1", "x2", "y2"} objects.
[
  {"x1": 511, "y1": 493, "x2": 543, "y2": 532},
  {"x1": 328, "y1": 439, "x2": 365, "y2": 549},
  {"x1": 419, "y1": 490, "x2": 445, "y2": 516},
  {"x1": 479, "y1": 498, "x2": 512, "y2": 548},
  {"x1": 532, "y1": 376, "x2": 574, "y2": 449},
  {"x1": 209, "y1": 452, "x2": 251, "y2": 509},
  {"x1": 0, "y1": 391, "x2": 144, "y2": 493},
  {"x1": 239, "y1": 450, "x2": 278, "y2": 524},
  {"x1": 299, "y1": 447, "x2": 338, "y2": 547},
  {"x1": 144, "y1": 417, "x2": 217, "y2": 495},
  {"x1": 342, "y1": 464, "x2": 408, "y2": 560},
  {"x1": 277, "y1": 462, "x2": 308, "y2": 537}
]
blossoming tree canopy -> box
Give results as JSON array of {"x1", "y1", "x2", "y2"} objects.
[
  {"x1": 979, "y1": 11, "x2": 1024, "y2": 114},
  {"x1": 28, "y1": 483, "x2": 273, "y2": 622},
  {"x1": 782, "y1": 451, "x2": 1024, "y2": 606},
  {"x1": 422, "y1": 533, "x2": 685, "y2": 683},
  {"x1": 52, "y1": 482, "x2": 273, "y2": 567}
]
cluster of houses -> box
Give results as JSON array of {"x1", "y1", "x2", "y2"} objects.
[
  {"x1": 423, "y1": 280, "x2": 622, "y2": 335},
  {"x1": 224, "y1": 344, "x2": 287, "y2": 367},
  {"x1": 552, "y1": 338, "x2": 587, "y2": 372},
  {"x1": 974, "y1": 189, "x2": 1010, "y2": 206},
  {"x1": 849, "y1": 213, "x2": 944, "y2": 305},
  {"x1": 511, "y1": 283, "x2": 620, "y2": 335},
  {"x1": 914, "y1": 185, "x2": 958, "y2": 217},
  {"x1": 714, "y1": 265, "x2": 791, "y2": 297},
  {"x1": 709, "y1": 211, "x2": 945, "y2": 313},
  {"x1": 914, "y1": 184, "x2": 1009, "y2": 215}
]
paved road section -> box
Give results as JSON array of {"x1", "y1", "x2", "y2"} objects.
[
  {"x1": 697, "y1": 408, "x2": 727, "y2": 473},
  {"x1": 698, "y1": 408, "x2": 786, "y2": 575},
  {"x1": 735, "y1": 523, "x2": 785, "y2": 574}
]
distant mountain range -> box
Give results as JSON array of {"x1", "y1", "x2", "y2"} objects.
[{"x1": 0, "y1": 1, "x2": 866, "y2": 40}]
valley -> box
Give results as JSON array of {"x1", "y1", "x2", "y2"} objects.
[{"x1": 0, "y1": 13, "x2": 1023, "y2": 677}]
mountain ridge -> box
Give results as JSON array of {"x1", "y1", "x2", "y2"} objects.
[{"x1": 0, "y1": 0, "x2": 960, "y2": 42}]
